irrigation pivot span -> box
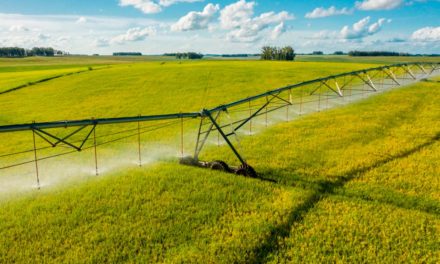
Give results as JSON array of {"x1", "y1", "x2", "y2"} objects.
[{"x1": 0, "y1": 62, "x2": 439, "y2": 185}]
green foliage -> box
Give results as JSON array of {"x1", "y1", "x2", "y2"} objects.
[
  {"x1": 113, "y1": 52, "x2": 142, "y2": 56},
  {"x1": 30, "y1": 47, "x2": 55, "y2": 57},
  {"x1": 261, "y1": 46, "x2": 295, "y2": 61},
  {"x1": 0, "y1": 47, "x2": 26, "y2": 57},
  {"x1": 349, "y1": 50, "x2": 411, "y2": 57},
  {"x1": 176, "y1": 52, "x2": 204, "y2": 59},
  {"x1": 0, "y1": 47, "x2": 58, "y2": 57}
]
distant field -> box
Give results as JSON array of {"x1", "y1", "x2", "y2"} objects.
[
  {"x1": 0, "y1": 54, "x2": 438, "y2": 68},
  {"x1": 0, "y1": 60, "x2": 377, "y2": 125},
  {"x1": 0, "y1": 57, "x2": 439, "y2": 262},
  {"x1": 0, "y1": 55, "x2": 173, "y2": 67},
  {"x1": 0, "y1": 59, "x2": 379, "y2": 169},
  {"x1": 296, "y1": 55, "x2": 440, "y2": 64}
]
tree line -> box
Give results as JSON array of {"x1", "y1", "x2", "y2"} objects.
[
  {"x1": 261, "y1": 46, "x2": 296, "y2": 61},
  {"x1": 163, "y1": 52, "x2": 204, "y2": 59},
  {"x1": 0, "y1": 47, "x2": 62, "y2": 57},
  {"x1": 218, "y1": 54, "x2": 259, "y2": 57},
  {"x1": 113, "y1": 52, "x2": 142, "y2": 56},
  {"x1": 348, "y1": 51, "x2": 410, "y2": 57}
]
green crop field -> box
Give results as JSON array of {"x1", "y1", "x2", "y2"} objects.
[{"x1": 0, "y1": 56, "x2": 439, "y2": 263}]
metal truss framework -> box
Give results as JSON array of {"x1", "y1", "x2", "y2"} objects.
[{"x1": 0, "y1": 62, "x2": 439, "y2": 181}]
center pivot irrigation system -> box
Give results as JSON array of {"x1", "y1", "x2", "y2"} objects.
[{"x1": 0, "y1": 62, "x2": 439, "y2": 187}]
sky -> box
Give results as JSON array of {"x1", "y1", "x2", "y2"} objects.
[{"x1": 0, "y1": 0, "x2": 439, "y2": 54}]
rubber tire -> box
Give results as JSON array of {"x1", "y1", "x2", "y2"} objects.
[
  {"x1": 236, "y1": 164, "x2": 257, "y2": 178},
  {"x1": 235, "y1": 168, "x2": 247, "y2": 176},
  {"x1": 210, "y1": 161, "x2": 229, "y2": 172}
]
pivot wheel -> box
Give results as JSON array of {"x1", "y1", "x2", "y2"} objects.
[
  {"x1": 209, "y1": 160, "x2": 230, "y2": 172},
  {"x1": 236, "y1": 163, "x2": 257, "y2": 178}
]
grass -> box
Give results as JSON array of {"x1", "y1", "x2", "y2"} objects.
[
  {"x1": 226, "y1": 80, "x2": 440, "y2": 263},
  {"x1": 0, "y1": 57, "x2": 439, "y2": 262},
  {"x1": 0, "y1": 60, "x2": 377, "y2": 124},
  {"x1": 0, "y1": 60, "x2": 377, "y2": 161},
  {"x1": 0, "y1": 164, "x2": 311, "y2": 263},
  {"x1": 0, "y1": 66, "x2": 108, "y2": 94},
  {"x1": 269, "y1": 195, "x2": 439, "y2": 263},
  {"x1": 1, "y1": 54, "x2": 437, "y2": 68},
  {"x1": 296, "y1": 55, "x2": 440, "y2": 64},
  {"x1": 0, "y1": 55, "x2": 173, "y2": 67}
]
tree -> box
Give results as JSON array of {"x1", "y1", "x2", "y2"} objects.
[
  {"x1": 175, "y1": 52, "x2": 203, "y2": 59},
  {"x1": 282, "y1": 46, "x2": 295, "y2": 61},
  {"x1": 261, "y1": 46, "x2": 295, "y2": 61},
  {"x1": 261, "y1": 46, "x2": 274, "y2": 60},
  {"x1": 113, "y1": 52, "x2": 142, "y2": 56},
  {"x1": 0, "y1": 47, "x2": 26, "y2": 57},
  {"x1": 0, "y1": 46, "x2": 64, "y2": 57},
  {"x1": 348, "y1": 51, "x2": 410, "y2": 57},
  {"x1": 31, "y1": 47, "x2": 55, "y2": 56}
]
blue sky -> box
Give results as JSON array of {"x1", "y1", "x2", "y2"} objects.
[{"x1": 0, "y1": 0, "x2": 439, "y2": 54}]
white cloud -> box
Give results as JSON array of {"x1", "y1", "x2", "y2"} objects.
[
  {"x1": 2, "y1": 34, "x2": 52, "y2": 48},
  {"x1": 56, "y1": 36, "x2": 71, "y2": 42},
  {"x1": 305, "y1": 6, "x2": 352, "y2": 18},
  {"x1": 37, "y1": 33, "x2": 50, "y2": 40},
  {"x1": 340, "y1": 16, "x2": 389, "y2": 39},
  {"x1": 93, "y1": 38, "x2": 110, "y2": 47},
  {"x1": 310, "y1": 30, "x2": 338, "y2": 40},
  {"x1": 219, "y1": 0, "x2": 255, "y2": 30},
  {"x1": 119, "y1": 0, "x2": 203, "y2": 14},
  {"x1": 57, "y1": 36, "x2": 69, "y2": 42},
  {"x1": 389, "y1": 37, "x2": 406, "y2": 42},
  {"x1": 9, "y1": 25, "x2": 29, "y2": 32},
  {"x1": 2, "y1": 11, "x2": 438, "y2": 55},
  {"x1": 411, "y1": 27, "x2": 440, "y2": 42},
  {"x1": 368, "y1": 18, "x2": 386, "y2": 32},
  {"x1": 271, "y1": 22, "x2": 285, "y2": 40},
  {"x1": 158, "y1": 0, "x2": 203, "y2": 7},
  {"x1": 76, "y1": 17, "x2": 88, "y2": 24},
  {"x1": 171, "y1": 3, "x2": 220, "y2": 32},
  {"x1": 356, "y1": 0, "x2": 403, "y2": 10},
  {"x1": 119, "y1": 0, "x2": 161, "y2": 14},
  {"x1": 219, "y1": 0, "x2": 293, "y2": 42},
  {"x1": 0, "y1": 13, "x2": 165, "y2": 53},
  {"x1": 111, "y1": 27, "x2": 156, "y2": 44}
]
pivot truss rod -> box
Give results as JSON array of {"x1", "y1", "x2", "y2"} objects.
[
  {"x1": 0, "y1": 62, "x2": 439, "y2": 180},
  {"x1": 31, "y1": 124, "x2": 96, "y2": 151}
]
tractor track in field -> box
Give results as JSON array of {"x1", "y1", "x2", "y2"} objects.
[{"x1": 0, "y1": 66, "x2": 111, "y2": 96}]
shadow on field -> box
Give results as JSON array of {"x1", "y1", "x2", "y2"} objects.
[
  {"x1": 250, "y1": 132, "x2": 440, "y2": 263},
  {"x1": 340, "y1": 189, "x2": 440, "y2": 216},
  {"x1": 421, "y1": 78, "x2": 440, "y2": 83}
]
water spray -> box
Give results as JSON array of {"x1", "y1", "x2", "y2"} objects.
[{"x1": 0, "y1": 62, "x2": 439, "y2": 186}]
